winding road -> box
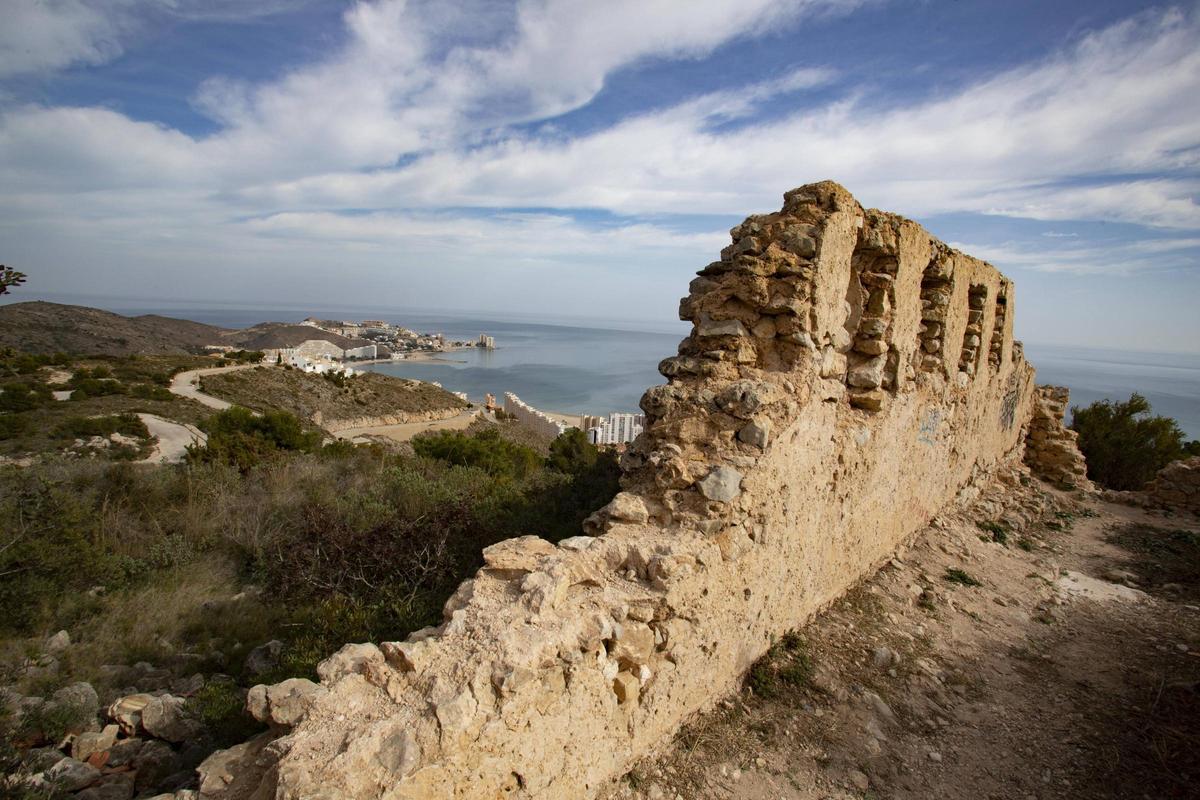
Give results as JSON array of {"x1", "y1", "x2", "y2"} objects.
[
  {"x1": 168, "y1": 362, "x2": 485, "y2": 444},
  {"x1": 169, "y1": 363, "x2": 259, "y2": 410},
  {"x1": 137, "y1": 413, "x2": 206, "y2": 464}
]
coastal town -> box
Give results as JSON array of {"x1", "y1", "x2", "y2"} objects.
[{"x1": 202, "y1": 315, "x2": 646, "y2": 446}]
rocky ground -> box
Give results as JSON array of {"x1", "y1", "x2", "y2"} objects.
[{"x1": 604, "y1": 471, "x2": 1199, "y2": 800}]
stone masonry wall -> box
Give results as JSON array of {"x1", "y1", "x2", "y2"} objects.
[
  {"x1": 1144, "y1": 456, "x2": 1200, "y2": 514},
  {"x1": 1023, "y1": 385, "x2": 1091, "y2": 490},
  {"x1": 199, "y1": 182, "x2": 1038, "y2": 800}
]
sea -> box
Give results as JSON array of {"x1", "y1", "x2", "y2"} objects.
[{"x1": 65, "y1": 302, "x2": 1200, "y2": 439}]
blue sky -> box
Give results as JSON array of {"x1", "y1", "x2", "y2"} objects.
[{"x1": 1, "y1": 0, "x2": 1198, "y2": 351}]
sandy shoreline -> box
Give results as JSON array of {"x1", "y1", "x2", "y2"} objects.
[{"x1": 356, "y1": 354, "x2": 585, "y2": 429}]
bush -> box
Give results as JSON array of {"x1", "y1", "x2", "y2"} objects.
[
  {"x1": 0, "y1": 415, "x2": 30, "y2": 440},
  {"x1": 413, "y1": 427, "x2": 541, "y2": 479},
  {"x1": 68, "y1": 378, "x2": 126, "y2": 400},
  {"x1": 0, "y1": 382, "x2": 50, "y2": 413},
  {"x1": 189, "y1": 407, "x2": 320, "y2": 471},
  {"x1": 130, "y1": 384, "x2": 173, "y2": 401},
  {"x1": 1070, "y1": 393, "x2": 1200, "y2": 490},
  {"x1": 54, "y1": 413, "x2": 148, "y2": 440}
]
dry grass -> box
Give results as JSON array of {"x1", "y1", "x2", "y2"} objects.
[{"x1": 200, "y1": 367, "x2": 467, "y2": 426}]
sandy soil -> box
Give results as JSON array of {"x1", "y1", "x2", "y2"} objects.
[{"x1": 604, "y1": 475, "x2": 1200, "y2": 800}]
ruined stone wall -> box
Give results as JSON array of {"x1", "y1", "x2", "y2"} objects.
[
  {"x1": 201, "y1": 182, "x2": 1037, "y2": 800},
  {"x1": 1143, "y1": 456, "x2": 1200, "y2": 514},
  {"x1": 1024, "y1": 385, "x2": 1091, "y2": 490}
]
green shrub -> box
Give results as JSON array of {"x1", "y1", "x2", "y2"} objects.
[
  {"x1": 1071, "y1": 393, "x2": 1200, "y2": 490},
  {"x1": 68, "y1": 378, "x2": 126, "y2": 399},
  {"x1": 747, "y1": 632, "x2": 812, "y2": 698},
  {"x1": 0, "y1": 382, "x2": 50, "y2": 413},
  {"x1": 189, "y1": 407, "x2": 320, "y2": 470},
  {"x1": 413, "y1": 427, "x2": 541, "y2": 479},
  {"x1": 943, "y1": 568, "x2": 981, "y2": 587},
  {"x1": 0, "y1": 415, "x2": 30, "y2": 441},
  {"x1": 184, "y1": 680, "x2": 263, "y2": 747},
  {"x1": 977, "y1": 520, "x2": 1008, "y2": 545},
  {"x1": 54, "y1": 413, "x2": 148, "y2": 440},
  {"x1": 130, "y1": 383, "x2": 173, "y2": 401}
]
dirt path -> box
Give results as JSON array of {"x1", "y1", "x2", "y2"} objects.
[
  {"x1": 335, "y1": 407, "x2": 484, "y2": 443},
  {"x1": 137, "y1": 413, "x2": 206, "y2": 463},
  {"x1": 605, "y1": 474, "x2": 1200, "y2": 800},
  {"x1": 169, "y1": 363, "x2": 258, "y2": 410}
]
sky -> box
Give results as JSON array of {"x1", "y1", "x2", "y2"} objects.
[{"x1": 0, "y1": 0, "x2": 1198, "y2": 351}]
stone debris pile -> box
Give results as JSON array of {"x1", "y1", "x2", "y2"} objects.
[{"x1": 3, "y1": 676, "x2": 211, "y2": 800}]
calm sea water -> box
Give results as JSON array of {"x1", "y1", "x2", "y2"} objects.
[{"x1": 82, "y1": 302, "x2": 1200, "y2": 438}]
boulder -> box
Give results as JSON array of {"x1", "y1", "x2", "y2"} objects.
[
  {"x1": 316, "y1": 643, "x2": 384, "y2": 684},
  {"x1": 197, "y1": 732, "x2": 275, "y2": 798},
  {"x1": 737, "y1": 418, "x2": 771, "y2": 449},
  {"x1": 71, "y1": 723, "x2": 119, "y2": 761},
  {"x1": 697, "y1": 466, "x2": 743, "y2": 503},
  {"x1": 108, "y1": 693, "x2": 153, "y2": 735},
  {"x1": 44, "y1": 630, "x2": 71, "y2": 654},
  {"x1": 106, "y1": 736, "x2": 144, "y2": 767},
  {"x1": 246, "y1": 678, "x2": 326, "y2": 728},
  {"x1": 243, "y1": 640, "x2": 283, "y2": 677},
  {"x1": 142, "y1": 694, "x2": 201, "y2": 743},
  {"x1": 133, "y1": 740, "x2": 179, "y2": 793},
  {"x1": 481, "y1": 536, "x2": 557, "y2": 574},
  {"x1": 605, "y1": 492, "x2": 650, "y2": 524},
  {"x1": 76, "y1": 773, "x2": 135, "y2": 800},
  {"x1": 45, "y1": 757, "x2": 101, "y2": 791}
]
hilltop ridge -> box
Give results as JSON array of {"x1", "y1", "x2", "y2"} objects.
[{"x1": 0, "y1": 301, "x2": 228, "y2": 355}]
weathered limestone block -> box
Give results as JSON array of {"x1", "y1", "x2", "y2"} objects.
[{"x1": 203, "y1": 181, "x2": 1039, "y2": 800}]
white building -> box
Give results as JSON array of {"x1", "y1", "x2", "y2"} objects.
[{"x1": 586, "y1": 412, "x2": 645, "y2": 445}]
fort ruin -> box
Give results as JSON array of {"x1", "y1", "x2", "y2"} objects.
[{"x1": 200, "y1": 181, "x2": 1068, "y2": 799}]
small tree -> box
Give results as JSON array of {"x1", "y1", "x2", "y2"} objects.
[
  {"x1": 0, "y1": 265, "x2": 26, "y2": 295},
  {"x1": 1070, "y1": 393, "x2": 1200, "y2": 490}
]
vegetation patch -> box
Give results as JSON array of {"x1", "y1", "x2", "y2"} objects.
[
  {"x1": 943, "y1": 568, "x2": 982, "y2": 587},
  {"x1": 747, "y1": 632, "x2": 813, "y2": 698},
  {"x1": 199, "y1": 367, "x2": 467, "y2": 427},
  {"x1": 1071, "y1": 393, "x2": 1200, "y2": 490}
]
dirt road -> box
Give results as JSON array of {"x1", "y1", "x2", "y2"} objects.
[
  {"x1": 169, "y1": 363, "x2": 258, "y2": 410},
  {"x1": 334, "y1": 407, "x2": 484, "y2": 443},
  {"x1": 137, "y1": 413, "x2": 206, "y2": 463},
  {"x1": 605, "y1": 474, "x2": 1199, "y2": 800}
]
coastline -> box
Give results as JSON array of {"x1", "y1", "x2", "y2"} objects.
[{"x1": 353, "y1": 347, "x2": 475, "y2": 367}]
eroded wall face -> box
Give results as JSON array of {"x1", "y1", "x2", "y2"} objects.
[{"x1": 210, "y1": 182, "x2": 1036, "y2": 800}]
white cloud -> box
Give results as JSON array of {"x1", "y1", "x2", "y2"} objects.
[
  {"x1": 0, "y1": 0, "x2": 315, "y2": 78},
  {"x1": 0, "y1": 0, "x2": 134, "y2": 78},
  {"x1": 949, "y1": 236, "x2": 1200, "y2": 276},
  {"x1": 0, "y1": 1, "x2": 1198, "y2": 325}
]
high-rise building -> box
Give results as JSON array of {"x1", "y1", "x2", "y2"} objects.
[{"x1": 585, "y1": 412, "x2": 645, "y2": 445}]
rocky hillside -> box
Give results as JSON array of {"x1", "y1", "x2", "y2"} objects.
[
  {"x1": 0, "y1": 302, "x2": 226, "y2": 355},
  {"x1": 199, "y1": 366, "x2": 467, "y2": 427}
]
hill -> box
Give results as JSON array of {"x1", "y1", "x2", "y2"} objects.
[
  {"x1": 0, "y1": 301, "x2": 226, "y2": 355},
  {"x1": 221, "y1": 322, "x2": 369, "y2": 351},
  {"x1": 199, "y1": 366, "x2": 468, "y2": 427}
]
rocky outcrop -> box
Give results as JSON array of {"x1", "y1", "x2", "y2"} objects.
[
  {"x1": 1023, "y1": 385, "x2": 1091, "y2": 490},
  {"x1": 1143, "y1": 456, "x2": 1200, "y2": 514},
  {"x1": 201, "y1": 181, "x2": 1040, "y2": 799}
]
